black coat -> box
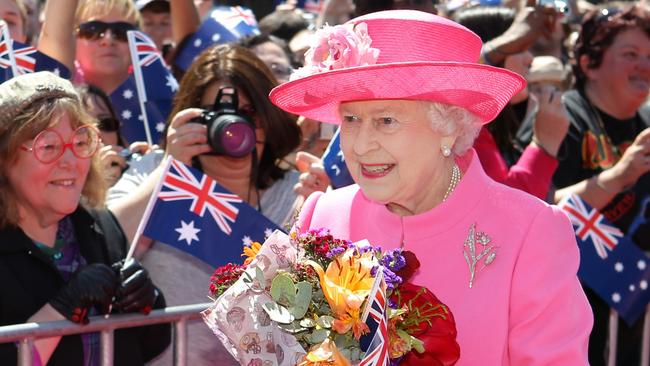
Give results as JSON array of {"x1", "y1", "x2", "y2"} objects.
[{"x1": 0, "y1": 207, "x2": 171, "y2": 365}]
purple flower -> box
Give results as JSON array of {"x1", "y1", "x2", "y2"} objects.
[
  {"x1": 381, "y1": 248, "x2": 407, "y2": 272},
  {"x1": 325, "y1": 246, "x2": 347, "y2": 259},
  {"x1": 383, "y1": 268, "x2": 403, "y2": 291},
  {"x1": 370, "y1": 265, "x2": 379, "y2": 278}
]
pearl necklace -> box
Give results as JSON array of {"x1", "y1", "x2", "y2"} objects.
[{"x1": 442, "y1": 163, "x2": 461, "y2": 202}]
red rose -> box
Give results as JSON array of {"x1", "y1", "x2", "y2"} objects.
[
  {"x1": 394, "y1": 250, "x2": 420, "y2": 284},
  {"x1": 391, "y1": 282, "x2": 460, "y2": 366}
]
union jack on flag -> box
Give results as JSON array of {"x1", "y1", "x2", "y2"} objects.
[
  {"x1": 359, "y1": 270, "x2": 389, "y2": 366},
  {"x1": 11, "y1": 43, "x2": 36, "y2": 75},
  {"x1": 218, "y1": 6, "x2": 257, "y2": 33},
  {"x1": 560, "y1": 194, "x2": 624, "y2": 259},
  {"x1": 173, "y1": 6, "x2": 259, "y2": 71},
  {"x1": 159, "y1": 159, "x2": 242, "y2": 235},
  {"x1": 0, "y1": 20, "x2": 70, "y2": 83},
  {"x1": 0, "y1": 21, "x2": 14, "y2": 72},
  {"x1": 130, "y1": 30, "x2": 159, "y2": 68},
  {"x1": 141, "y1": 156, "x2": 282, "y2": 269}
]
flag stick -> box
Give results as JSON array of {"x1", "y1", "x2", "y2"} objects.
[
  {"x1": 127, "y1": 31, "x2": 153, "y2": 146},
  {"x1": 641, "y1": 304, "x2": 650, "y2": 366},
  {"x1": 0, "y1": 21, "x2": 20, "y2": 78},
  {"x1": 125, "y1": 155, "x2": 173, "y2": 260},
  {"x1": 607, "y1": 309, "x2": 618, "y2": 366}
]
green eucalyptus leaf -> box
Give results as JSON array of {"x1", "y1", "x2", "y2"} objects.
[
  {"x1": 300, "y1": 318, "x2": 316, "y2": 328},
  {"x1": 306, "y1": 328, "x2": 329, "y2": 344},
  {"x1": 278, "y1": 321, "x2": 307, "y2": 333},
  {"x1": 349, "y1": 347, "x2": 362, "y2": 362},
  {"x1": 262, "y1": 302, "x2": 293, "y2": 324},
  {"x1": 290, "y1": 282, "x2": 312, "y2": 319},
  {"x1": 315, "y1": 315, "x2": 334, "y2": 328},
  {"x1": 270, "y1": 273, "x2": 296, "y2": 306}
]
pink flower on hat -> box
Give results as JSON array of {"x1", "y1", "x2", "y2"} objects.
[{"x1": 291, "y1": 22, "x2": 380, "y2": 81}]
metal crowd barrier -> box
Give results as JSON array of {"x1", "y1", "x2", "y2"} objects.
[
  {"x1": 0, "y1": 302, "x2": 212, "y2": 366},
  {"x1": 2, "y1": 302, "x2": 649, "y2": 365}
]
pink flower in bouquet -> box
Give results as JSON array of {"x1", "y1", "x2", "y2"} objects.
[{"x1": 291, "y1": 22, "x2": 380, "y2": 81}]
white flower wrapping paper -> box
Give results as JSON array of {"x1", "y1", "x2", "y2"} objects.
[{"x1": 202, "y1": 230, "x2": 307, "y2": 366}]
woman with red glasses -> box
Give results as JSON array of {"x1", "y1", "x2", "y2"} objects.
[{"x1": 0, "y1": 72, "x2": 170, "y2": 365}]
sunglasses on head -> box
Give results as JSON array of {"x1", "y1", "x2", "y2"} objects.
[{"x1": 76, "y1": 21, "x2": 137, "y2": 42}]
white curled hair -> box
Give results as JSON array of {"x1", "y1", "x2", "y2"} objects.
[{"x1": 426, "y1": 102, "x2": 482, "y2": 156}]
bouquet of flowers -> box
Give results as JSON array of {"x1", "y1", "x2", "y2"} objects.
[{"x1": 203, "y1": 228, "x2": 460, "y2": 366}]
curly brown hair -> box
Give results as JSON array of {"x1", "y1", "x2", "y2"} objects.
[
  {"x1": 167, "y1": 43, "x2": 301, "y2": 189},
  {"x1": 572, "y1": 4, "x2": 650, "y2": 91},
  {"x1": 0, "y1": 98, "x2": 105, "y2": 228}
]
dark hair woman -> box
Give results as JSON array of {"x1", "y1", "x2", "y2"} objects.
[{"x1": 105, "y1": 43, "x2": 302, "y2": 366}]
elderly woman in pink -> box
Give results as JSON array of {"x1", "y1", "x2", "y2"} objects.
[{"x1": 270, "y1": 10, "x2": 592, "y2": 365}]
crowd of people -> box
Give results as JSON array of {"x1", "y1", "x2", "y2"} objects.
[{"x1": 0, "y1": 0, "x2": 648, "y2": 365}]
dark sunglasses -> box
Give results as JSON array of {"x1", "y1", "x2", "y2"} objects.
[
  {"x1": 77, "y1": 21, "x2": 137, "y2": 42},
  {"x1": 97, "y1": 117, "x2": 121, "y2": 132}
]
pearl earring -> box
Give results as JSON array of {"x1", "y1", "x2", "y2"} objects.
[{"x1": 441, "y1": 145, "x2": 451, "y2": 157}]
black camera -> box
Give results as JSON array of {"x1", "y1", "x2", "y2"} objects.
[{"x1": 193, "y1": 86, "x2": 256, "y2": 157}]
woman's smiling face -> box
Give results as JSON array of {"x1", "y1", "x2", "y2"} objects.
[{"x1": 339, "y1": 99, "x2": 452, "y2": 212}]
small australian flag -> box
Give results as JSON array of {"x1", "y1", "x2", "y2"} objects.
[
  {"x1": 141, "y1": 157, "x2": 281, "y2": 269},
  {"x1": 322, "y1": 128, "x2": 355, "y2": 189},
  {"x1": 174, "y1": 6, "x2": 259, "y2": 71},
  {"x1": 559, "y1": 194, "x2": 650, "y2": 325}
]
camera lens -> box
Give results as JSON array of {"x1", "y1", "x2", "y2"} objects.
[{"x1": 208, "y1": 116, "x2": 256, "y2": 157}]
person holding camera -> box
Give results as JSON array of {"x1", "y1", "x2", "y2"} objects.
[
  {"x1": 106, "y1": 43, "x2": 302, "y2": 365},
  {"x1": 0, "y1": 72, "x2": 170, "y2": 365}
]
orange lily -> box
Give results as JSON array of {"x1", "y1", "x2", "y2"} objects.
[{"x1": 305, "y1": 247, "x2": 376, "y2": 337}]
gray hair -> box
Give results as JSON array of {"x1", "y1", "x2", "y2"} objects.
[{"x1": 426, "y1": 102, "x2": 482, "y2": 156}]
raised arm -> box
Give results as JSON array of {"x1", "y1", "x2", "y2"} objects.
[
  {"x1": 37, "y1": 0, "x2": 78, "y2": 72},
  {"x1": 170, "y1": 0, "x2": 200, "y2": 46},
  {"x1": 554, "y1": 127, "x2": 650, "y2": 208}
]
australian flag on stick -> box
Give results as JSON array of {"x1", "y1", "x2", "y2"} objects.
[
  {"x1": 0, "y1": 20, "x2": 70, "y2": 83},
  {"x1": 559, "y1": 194, "x2": 650, "y2": 325},
  {"x1": 359, "y1": 270, "x2": 389, "y2": 366},
  {"x1": 174, "y1": 6, "x2": 259, "y2": 71},
  {"x1": 110, "y1": 30, "x2": 177, "y2": 145},
  {"x1": 322, "y1": 128, "x2": 354, "y2": 189},
  {"x1": 139, "y1": 156, "x2": 281, "y2": 269}
]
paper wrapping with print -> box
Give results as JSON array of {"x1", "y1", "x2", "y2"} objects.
[{"x1": 202, "y1": 230, "x2": 308, "y2": 366}]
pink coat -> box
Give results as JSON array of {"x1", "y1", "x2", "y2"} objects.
[{"x1": 295, "y1": 150, "x2": 592, "y2": 365}]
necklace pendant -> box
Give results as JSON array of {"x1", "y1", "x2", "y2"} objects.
[{"x1": 462, "y1": 223, "x2": 498, "y2": 288}]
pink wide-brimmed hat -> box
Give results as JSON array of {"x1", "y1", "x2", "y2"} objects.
[{"x1": 269, "y1": 10, "x2": 525, "y2": 125}]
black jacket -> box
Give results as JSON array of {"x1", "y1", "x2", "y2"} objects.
[{"x1": 0, "y1": 207, "x2": 171, "y2": 365}]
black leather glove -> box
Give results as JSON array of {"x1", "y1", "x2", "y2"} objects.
[
  {"x1": 112, "y1": 258, "x2": 156, "y2": 315},
  {"x1": 49, "y1": 263, "x2": 119, "y2": 324}
]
